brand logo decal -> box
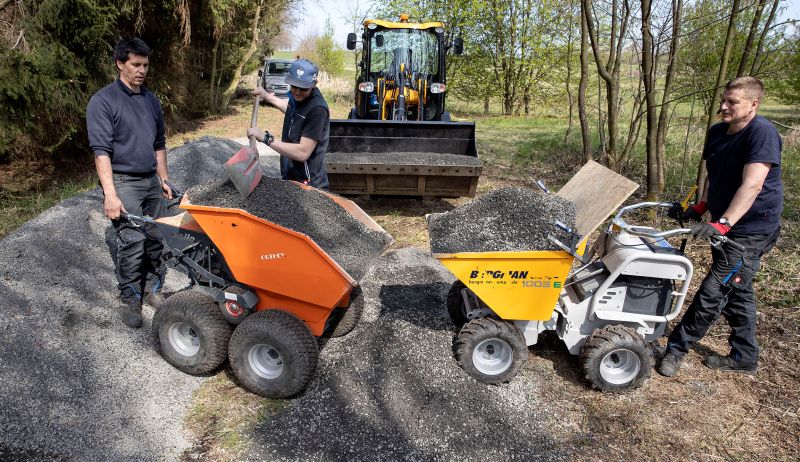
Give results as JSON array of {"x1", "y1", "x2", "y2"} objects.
[
  {"x1": 296, "y1": 68, "x2": 305, "y2": 77},
  {"x1": 260, "y1": 252, "x2": 286, "y2": 261}
]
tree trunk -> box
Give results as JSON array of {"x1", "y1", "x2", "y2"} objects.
[
  {"x1": 578, "y1": 0, "x2": 590, "y2": 162},
  {"x1": 655, "y1": 0, "x2": 684, "y2": 198},
  {"x1": 484, "y1": 96, "x2": 490, "y2": 115},
  {"x1": 564, "y1": 0, "x2": 576, "y2": 144},
  {"x1": 750, "y1": 0, "x2": 779, "y2": 75},
  {"x1": 219, "y1": 0, "x2": 263, "y2": 110},
  {"x1": 696, "y1": 0, "x2": 741, "y2": 200},
  {"x1": 210, "y1": 38, "x2": 219, "y2": 109},
  {"x1": 641, "y1": 0, "x2": 658, "y2": 199},
  {"x1": 737, "y1": 0, "x2": 767, "y2": 77}
]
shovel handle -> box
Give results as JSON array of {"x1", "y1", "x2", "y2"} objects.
[{"x1": 249, "y1": 94, "x2": 260, "y2": 153}]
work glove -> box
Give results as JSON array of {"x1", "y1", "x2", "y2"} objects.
[
  {"x1": 668, "y1": 201, "x2": 707, "y2": 222},
  {"x1": 690, "y1": 221, "x2": 731, "y2": 240}
]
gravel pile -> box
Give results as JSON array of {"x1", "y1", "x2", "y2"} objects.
[
  {"x1": 243, "y1": 247, "x2": 571, "y2": 462},
  {"x1": 188, "y1": 178, "x2": 392, "y2": 280},
  {"x1": 427, "y1": 187, "x2": 576, "y2": 253},
  {"x1": 166, "y1": 136, "x2": 281, "y2": 192},
  {"x1": 326, "y1": 152, "x2": 482, "y2": 167}
]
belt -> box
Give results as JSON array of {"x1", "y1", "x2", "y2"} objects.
[{"x1": 113, "y1": 171, "x2": 156, "y2": 178}]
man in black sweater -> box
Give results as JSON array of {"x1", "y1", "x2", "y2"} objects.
[{"x1": 87, "y1": 38, "x2": 173, "y2": 328}]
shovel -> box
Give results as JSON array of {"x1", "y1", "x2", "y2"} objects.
[{"x1": 224, "y1": 94, "x2": 263, "y2": 197}]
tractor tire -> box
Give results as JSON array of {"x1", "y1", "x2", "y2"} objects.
[
  {"x1": 228, "y1": 310, "x2": 319, "y2": 398},
  {"x1": 455, "y1": 318, "x2": 527, "y2": 384},
  {"x1": 579, "y1": 324, "x2": 654, "y2": 392},
  {"x1": 446, "y1": 280, "x2": 471, "y2": 328},
  {"x1": 152, "y1": 289, "x2": 232, "y2": 375},
  {"x1": 328, "y1": 287, "x2": 364, "y2": 338}
]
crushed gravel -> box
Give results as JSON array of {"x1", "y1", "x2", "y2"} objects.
[
  {"x1": 0, "y1": 136, "x2": 281, "y2": 461},
  {"x1": 427, "y1": 187, "x2": 576, "y2": 253},
  {"x1": 326, "y1": 152, "x2": 482, "y2": 167},
  {"x1": 187, "y1": 177, "x2": 392, "y2": 281},
  {"x1": 242, "y1": 247, "x2": 572, "y2": 462}
]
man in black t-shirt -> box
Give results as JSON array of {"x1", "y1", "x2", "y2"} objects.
[
  {"x1": 87, "y1": 38, "x2": 173, "y2": 329},
  {"x1": 659, "y1": 76, "x2": 783, "y2": 377},
  {"x1": 247, "y1": 59, "x2": 330, "y2": 190}
]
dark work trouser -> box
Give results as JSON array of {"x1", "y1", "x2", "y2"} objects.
[
  {"x1": 666, "y1": 230, "x2": 779, "y2": 365},
  {"x1": 109, "y1": 172, "x2": 166, "y2": 303}
]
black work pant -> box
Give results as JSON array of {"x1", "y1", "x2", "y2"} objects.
[
  {"x1": 666, "y1": 230, "x2": 779, "y2": 365},
  {"x1": 109, "y1": 172, "x2": 166, "y2": 303}
]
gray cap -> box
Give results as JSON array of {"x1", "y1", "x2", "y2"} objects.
[{"x1": 285, "y1": 59, "x2": 319, "y2": 89}]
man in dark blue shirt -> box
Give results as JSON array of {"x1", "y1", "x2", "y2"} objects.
[
  {"x1": 87, "y1": 38, "x2": 173, "y2": 328},
  {"x1": 247, "y1": 59, "x2": 330, "y2": 190},
  {"x1": 660, "y1": 76, "x2": 782, "y2": 376}
]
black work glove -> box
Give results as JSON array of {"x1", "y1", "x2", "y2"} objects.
[
  {"x1": 667, "y1": 202, "x2": 705, "y2": 222},
  {"x1": 690, "y1": 222, "x2": 730, "y2": 240}
]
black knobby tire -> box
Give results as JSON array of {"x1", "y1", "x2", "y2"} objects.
[
  {"x1": 447, "y1": 280, "x2": 471, "y2": 328},
  {"x1": 152, "y1": 289, "x2": 232, "y2": 375},
  {"x1": 455, "y1": 318, "x2": 527, "y2": 384},
  {"x1": 328, "y1": 287, "x2": 364, "y2": 338},
  {"x1": 579, "y1": 324, "x2": 654, "y2": 392},
  {"x1": 228, "y1": 310, "x2": 319, "y2": 398}
]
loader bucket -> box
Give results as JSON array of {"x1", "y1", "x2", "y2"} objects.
[{"x1": 325, "y1": 119, "x2": 482, "y2": 198}]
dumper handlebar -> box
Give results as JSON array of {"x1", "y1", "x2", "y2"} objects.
[{"x1": 610, "y1": 201, "x2": 744, "y2": 251}]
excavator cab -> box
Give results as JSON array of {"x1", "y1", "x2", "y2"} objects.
[
  {"x1": 348, "y1": 18, "x2": 452, "y2": 121},
  {"x1": 327, "y1": 15, "x2": 481, "y2": 198}
]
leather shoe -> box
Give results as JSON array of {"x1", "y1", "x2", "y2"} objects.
[
  {"x1": 119, "y1": 301, "x2": 143, "y2": 328},
  {"x1": 705, "y1": 354, "x2": 757, "y2": 374}
]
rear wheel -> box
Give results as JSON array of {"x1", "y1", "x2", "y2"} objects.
[
  {"x1": 455, "y1": 318, "x2": 527, "y2": 384},
  {"x1": 152, "y1": 290, "x2": 232, "y2": 375},
  {"x1": 446, "y1": 280, "x2": 471, "y2": 328},
  {"x1": 579, "y1": 324, "x2": 653, "y2": 392},
  {"x1": 328, "y1": 287, "x2": 364, "y2": 337},
  {"x1": 228, "y1": 310, "x2": 319, "y2": 398}
]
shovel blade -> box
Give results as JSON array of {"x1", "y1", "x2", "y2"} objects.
[{"x1": 224, "y1": 146, "x2": 263, "y2": 197}]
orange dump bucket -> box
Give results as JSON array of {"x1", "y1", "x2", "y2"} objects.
[{"x1": 179, "y1": 204, "x2": 363, "y2": 336}]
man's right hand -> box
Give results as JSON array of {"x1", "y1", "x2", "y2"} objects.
[
  {"x1": 667, "y1": 201, "x2": 707, "y2": 223},
  {"x1": 104, "y1": 194, "x2": 126, "y2": 220}
]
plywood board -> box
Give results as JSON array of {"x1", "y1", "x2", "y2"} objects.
[{"x1": 556, "y1": 160, "x2": 639, "y2": 237}]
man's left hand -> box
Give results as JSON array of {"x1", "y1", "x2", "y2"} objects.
[{"x1": 691, "y1": 222, "x2": 731, "y2": 240}]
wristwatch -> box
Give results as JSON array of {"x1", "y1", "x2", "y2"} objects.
[
  {"x1": 262, "y1": 130, "x2": 274, "y2": 146},
  {"x1": 718, "y1": 217, "x2": 731, "y2": 227}
]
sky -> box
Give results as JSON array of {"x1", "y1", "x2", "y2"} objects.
[{"x1": 292, "y1": 0, "x2": 800, "y2": 48}]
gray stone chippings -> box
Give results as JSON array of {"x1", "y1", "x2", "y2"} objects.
[
  {"x1": 242, "y1": 247, "x2": 572, "y2": 462},
  {"x1": 427, "y1": 187, "x2": 577, "y2": 253},
  {"x1": 188, "y1": 177, "x2": 392, "y2": 281},
  {"x1": 326, "y1": 151, "x2": 482, "y2": 167}
]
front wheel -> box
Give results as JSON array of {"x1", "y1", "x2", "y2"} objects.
[
  {"x1": 327, "y1": 287, "x2": 364, "y2": 338},
  {"x1": 454, "y1": 318, "x2": 527, "y2": 384},
  {"x1": 152, "y1": 290, "x2": 232, "y2": 375},
  {"x1": 446, "y1": 280, "x2": 470, "y2": 328},
  {"x1": 228, "y1": 310, "x2": 319, "y2": 398},
  {"x1": 579, "y1": 324, "x2": 653, "y2": 392}
]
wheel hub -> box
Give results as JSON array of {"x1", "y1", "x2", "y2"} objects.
[
  {"x1": 248, "y1": 344, "x2": 284, "y2": 379},
  {"x1": 472, "y1": 338, "x2": 513, "y2": 375},
  {"x1": 600, "y1": 348, "x2": 641, "y2": 385},
  {"x1": 168, "y1": 321, "x2": 200, "y2": 357}
]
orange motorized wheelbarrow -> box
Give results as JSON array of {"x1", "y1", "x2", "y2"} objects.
[{"x1": 124, "y1": 189, "x2": 392, "y2": 398}]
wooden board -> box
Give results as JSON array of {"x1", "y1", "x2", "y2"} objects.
[{"x1": 556, "y1": 160, "x2": 639, "y2": 237}]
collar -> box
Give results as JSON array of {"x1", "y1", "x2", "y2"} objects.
[{"x1": 115, "y1": 79, "x2": 146, "y2": 96}]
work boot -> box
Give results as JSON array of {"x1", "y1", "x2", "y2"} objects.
[
  {"x1": 144, "y1": 292, "x2": 166, "y2": 308},
  {"x1": 119, "y1": 300, "x2": 143, "y2": 328},
  {"x1": 658, "y1": 353, "x2": 682, "y2": 377},
  {"x1": 705, "y1": 355, "x2": 757, "y2": 375}
]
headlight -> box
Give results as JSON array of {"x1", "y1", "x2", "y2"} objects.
[
  {"x1": 358, "y1": 82, "x2": 375, "y2": 92},
  {"x1": 430, "y1": 83, "x2": 446, "y2": 94}
]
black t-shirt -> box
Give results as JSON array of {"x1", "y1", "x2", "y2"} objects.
[
  {"x1": 280, "y1": 89, "x2": 330, "y2": 190},
  {"x1": 703, "y1": 115, "x2": 782, "y2": 235}
]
